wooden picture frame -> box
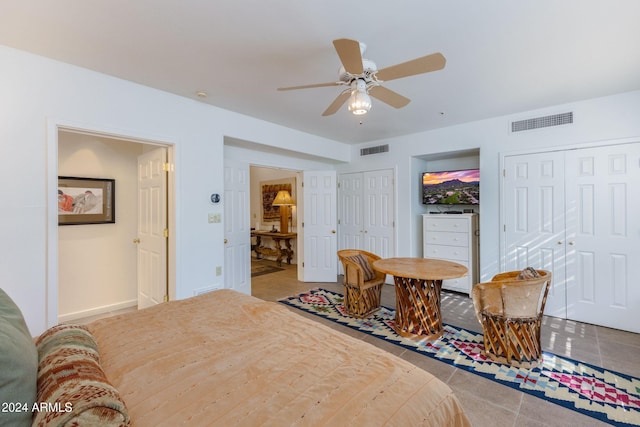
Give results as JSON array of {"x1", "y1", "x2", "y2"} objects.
[{"x1": 58, "y1": 176, "x2": 115, "y2": 225}]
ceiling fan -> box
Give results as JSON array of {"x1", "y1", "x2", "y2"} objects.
[{"x1": 277, "y1": 38, "x2": 446, "y2": 116}]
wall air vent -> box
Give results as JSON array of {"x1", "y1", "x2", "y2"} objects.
[
  {"x1": 360, "y1": 144, "x2": 389, "y2": 156},
  {"x1": 511, "y1": 112, "x2": 573, "y2": 133}
]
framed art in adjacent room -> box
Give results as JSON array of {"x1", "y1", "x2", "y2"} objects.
[
  {"x1": 260, "y1": 178, "x2": 294, "y2": 223},
  {"x1": 58, "y1": 176, "x2": 115, "y2": 225}
]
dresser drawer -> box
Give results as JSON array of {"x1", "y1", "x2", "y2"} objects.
[
  {"x1": 443, "y1": 274, "x2": 472, "y2": 293},
  {"x1": 424, "y1": 217, "x2": 469, "y2": 233},
  {"x1": 424, "y1": 244, "x2": 469, "y2": 261},
  {"x1": 424, "y1": 231, "x2": 469, "y2": 247}
]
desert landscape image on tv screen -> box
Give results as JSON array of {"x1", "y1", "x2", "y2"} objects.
[{"x1": 422, "y1": 169, "x2": 480, "y2": 205}]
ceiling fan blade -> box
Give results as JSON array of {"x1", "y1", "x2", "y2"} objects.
[
  {"x1": 375, "y1": 52, "x2": 446, "y2": 82},
  {"x1": 333, "y1": 38, "x2": 364, "y2": 75},
  {"x1": 322, "y1": 91, "x2": 351, "y2": 116},
  {"x1": 277, "y1": 81, "x2": 339, "y2": 91},
  {"x1": 369, "y1": 85, "x2": 411, "y2": 108}
]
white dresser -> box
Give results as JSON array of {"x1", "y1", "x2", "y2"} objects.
[{"x1": 422, "y1": 213, "x2": 479, "y2": 296}]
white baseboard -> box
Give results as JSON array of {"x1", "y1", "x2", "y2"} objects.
[
  {"x1": 58, "y1": 299, "x2": 137, "y2": 323},
  {"x1": 193, "y1": 285, "x2": 223, "y2": 296}
]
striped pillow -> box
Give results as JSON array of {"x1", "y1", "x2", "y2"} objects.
[
  {"x1": 33, "y1": 324, "x2": 130, "y2": 427},
  {"x1": 517, "y1": 267, "x2": 541, "y2": 280},
  {"x1": 347, "y1": 254, "x2": 377, "y2": 282}
]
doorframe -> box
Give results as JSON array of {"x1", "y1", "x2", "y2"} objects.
[
  {"x1": 248, "y1": 164, "x2": 304, "y2": 270},
  {"x1": 223, "y1": 155, "x2": 333, "y2": 284},
  {"x1": 46, "y1": 118, "x2": 177, "y2": 328}
]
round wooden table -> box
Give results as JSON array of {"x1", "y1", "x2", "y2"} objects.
[{"x1": 372, "y1": 258, "x2": 468, "y2": 340}]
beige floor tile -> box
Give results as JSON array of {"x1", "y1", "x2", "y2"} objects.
[
  {"x1": 451, "y1": 388, "x2": 518, "y2": 427},
  {"x1": 447, "y1": 369, "x2": 523, "y2": 413},
  {"x1": 518, "y1": 393, "x2": 611, "y2": 426}
]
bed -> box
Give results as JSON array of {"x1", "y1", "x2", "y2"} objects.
[{"x1": 2, "y1": 288, "x2": 470, "y2": 426}]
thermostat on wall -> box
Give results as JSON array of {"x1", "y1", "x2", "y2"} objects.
[{"x1": 210, "y1": 193, "x2": 221, "y2": 204}]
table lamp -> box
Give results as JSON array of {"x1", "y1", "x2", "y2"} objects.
[{"x1": 272, "y1": 190, "x2": 295, "y2": 233}]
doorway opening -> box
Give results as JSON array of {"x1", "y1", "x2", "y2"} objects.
[
  {"x1": 249, "y1": 165, "x2": 302, "y2": 268},
  {"x1": 47, "y1": 122, "x2": 176, "y2": 328}
]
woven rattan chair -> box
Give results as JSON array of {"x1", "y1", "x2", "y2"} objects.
[
  {"x1": 337, "y1": 249, "x2": 386, "y2": 318},
  {"x1": 472, "y1": 269, "x2": 552, "y2": 367}
]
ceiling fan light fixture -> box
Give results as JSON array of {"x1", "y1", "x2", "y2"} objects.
[
  {"x1": 348, "y1": 80, "x2": 371, "y2": 115},
  {"x1": 348, "y1": 90, "x2": 371, "y2": 115}
]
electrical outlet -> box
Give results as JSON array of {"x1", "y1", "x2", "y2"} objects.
[{"x1": 216, "y1": 266, "x2": 222, "y2": 276}]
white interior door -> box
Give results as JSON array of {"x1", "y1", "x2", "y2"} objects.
[
  {"x1": 503, "y1": 151, "x2": 567, "y2": 318},
  {"x1": 564, "y1": 143, "x2": 640, "y2": 332},
  {"x1": 362, "y1": 169, "x2": 395, "y2": 258},
  {"x1": 303, "y1": 170, "x2": 337, "y2": 282},
  {"x1": 137, "y1": 147, "x2": 168, "y2": 309},
  {"x1": 338, "y1": 173, "x2": 363, "y2": 250},
  {"x1": 224, "y1": 158, "x2": 251, "y2": 294}
]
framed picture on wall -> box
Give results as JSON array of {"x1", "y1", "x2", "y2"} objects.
[
  {"x1": 58, "y1": 176, "x2": 115, "y2": 225},
  {"x1": 260, "y1": 178, "x2": 294, "y2": 223}
]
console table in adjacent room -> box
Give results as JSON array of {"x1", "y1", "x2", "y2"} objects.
[{"x1": 251, "y1": 231, "x2": 296, "y2": 266}]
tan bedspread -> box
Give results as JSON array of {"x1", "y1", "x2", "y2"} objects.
[{"x1": 88, "y1": 289, "x2": 470, "y2": 426}]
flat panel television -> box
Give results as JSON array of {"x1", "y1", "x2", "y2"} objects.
[{"x1": 422, "y1": 169, "x2": 479, "y2": 205}]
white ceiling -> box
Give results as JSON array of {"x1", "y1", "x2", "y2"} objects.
[{"x1": 2, "y1": 0, "x2": 640, "y2": 144}]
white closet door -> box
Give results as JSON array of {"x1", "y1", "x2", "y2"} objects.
[
  {"x1": 338, "y1": 173, "x2": 364, "y2": 250},
  {"x1": 362, "y1": 169, "x2": 395, "y2": 258},
  {"x1": 564, "y1": 143, "x2": 640, "y2": 333},
  {"x1": 503, "y1": 151, "x2": 567, "y2": 318}
]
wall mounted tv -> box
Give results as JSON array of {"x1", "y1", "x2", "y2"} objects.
[{"x1": 422, "y1": 169, "x2": 480, "y2": 205}]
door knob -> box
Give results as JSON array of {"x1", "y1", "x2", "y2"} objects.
[
  {"x1": 331, "y1": 230, "x2": 336, "y2": 234},
  {"x1": 133, "y1": 238, "x2": 140, "y2": 244},
  {"x1": 224, "y1": 239, "x2": 228, "y2": 244}
]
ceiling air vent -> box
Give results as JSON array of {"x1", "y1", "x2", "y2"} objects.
[
  {"x1": 360, "y1": 144, "x2": 389, "y2": 156},
  {"x1": 511, "y1": 112, "x2": 573, "y2": 133}
]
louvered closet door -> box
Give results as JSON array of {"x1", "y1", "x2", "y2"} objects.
[
  {"x1": 564, "y1": 143, "x2": 640, "y2": 333},
  {"x1": 503, "y1": 151, "x2": 567, "y2": 318}
]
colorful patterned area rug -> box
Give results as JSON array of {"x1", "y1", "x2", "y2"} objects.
[{"x1": 279, "y1": 288, "x2": 640, "y2": 427}]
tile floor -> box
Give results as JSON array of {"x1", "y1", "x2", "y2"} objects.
[{"x1": 251, "y1": 260, "x2": 640, "y2": 427}]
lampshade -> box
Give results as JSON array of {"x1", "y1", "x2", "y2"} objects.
[
  {"x1": 272, "y1": 190, "x2": 295, "y2": 206},
  {"x1": 347, "y1": 79, "x2": 371, "y2": 115},
  {"x1": 348, "y1": 89, "x2": 372, "y2": 115}
]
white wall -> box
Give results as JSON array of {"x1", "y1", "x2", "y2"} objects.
[
  {"x1": 338, "y1": 91, "x2": 640, "y2": 282},
  {"x1": 57, "y1": 132, "x2": 142, "y2": 321},
  {"x1": 0, "y1": 45, "x2": 350, "y2": 335},
  {"x1": 3, "y1": 43, "x2": 639, "y2": 336}
]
